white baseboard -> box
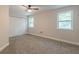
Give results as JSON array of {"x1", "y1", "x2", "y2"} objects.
[
  {"x1": 29, "y1": 33, "x2": 79, "y2": 46},
  {"x1": 0, "y1": 42, "x2": 9, "y2": 52},
  {"x1": 9, "y1": 33, "x2": 28, "y2": 37}
]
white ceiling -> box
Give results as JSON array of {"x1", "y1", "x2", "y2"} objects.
[
  {"x1": 9, "y1": 5, "x2": 68, "y2": 17},
  {"x1": 31, "y1": 5, "x2": 67, "y2": 10}
]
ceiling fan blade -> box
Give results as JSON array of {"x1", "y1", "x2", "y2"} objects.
[
  {"x1": 31, "y1": 8, "x2": 39, "y2": 10},
  {"x1": 22, "y1": 5, "x2": 28, "y2": 8}
]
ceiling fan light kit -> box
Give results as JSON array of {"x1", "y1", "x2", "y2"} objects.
[{"x1": 27, "y1": 9, "x2": 32, "y2": 12}]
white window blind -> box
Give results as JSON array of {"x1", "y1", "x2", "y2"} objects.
[
  {"x1": 28, "y1": 16, "x2": 34, "y2": 28},
  {"x1": 57, "y1": 10, "x2": 73, "y2": 30}
]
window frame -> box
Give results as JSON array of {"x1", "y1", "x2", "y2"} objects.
[
  {"x1": 28, "y1": 16, "x2": 34, "y2": 28},
  {"x1": 57, "y1": 10, "x2": 73, "y2": 30}
]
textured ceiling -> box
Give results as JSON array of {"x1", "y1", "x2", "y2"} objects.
[{"x1": 9, "y1": 5, "x2": 68, "y2": 17}]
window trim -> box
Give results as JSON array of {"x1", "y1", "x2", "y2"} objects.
[{"x1": 57, "y1": 10, "x2": 73, "y2": 30}]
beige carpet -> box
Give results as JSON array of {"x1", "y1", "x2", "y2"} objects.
[{"x1": 1, "y1": 34, "x2": 79, "y2": 54}]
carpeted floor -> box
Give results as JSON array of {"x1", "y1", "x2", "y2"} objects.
[{"x1": 1, "y1": 34, "x2": 79, "y2": 54}]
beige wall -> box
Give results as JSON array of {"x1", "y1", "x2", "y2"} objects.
[
  {"x1": 0, "y1": 6, "x2": 9, "y2": 51},
  {"x1": 28, "y1": 6, "x2": 79, "y2": 45}
]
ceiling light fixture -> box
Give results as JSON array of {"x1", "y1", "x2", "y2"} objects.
[{"x1": 27, "y1": 9, "x2": 32, "y2": 12}]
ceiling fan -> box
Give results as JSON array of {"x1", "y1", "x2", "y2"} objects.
[{"x1": 22, "y1": 5, "x2": 39, "y2": 12}]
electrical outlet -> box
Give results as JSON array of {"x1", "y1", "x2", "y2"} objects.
[{"x1": 40, "y1": 31, "x2": 43, "y2": 33}]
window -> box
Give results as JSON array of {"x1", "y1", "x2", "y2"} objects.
[
  {"x1": 57, "y1": 10, "x2": 73, "y2": 30},
  {"x1": 28, "y1": 16, "x2": 34, "y2": 28}
]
